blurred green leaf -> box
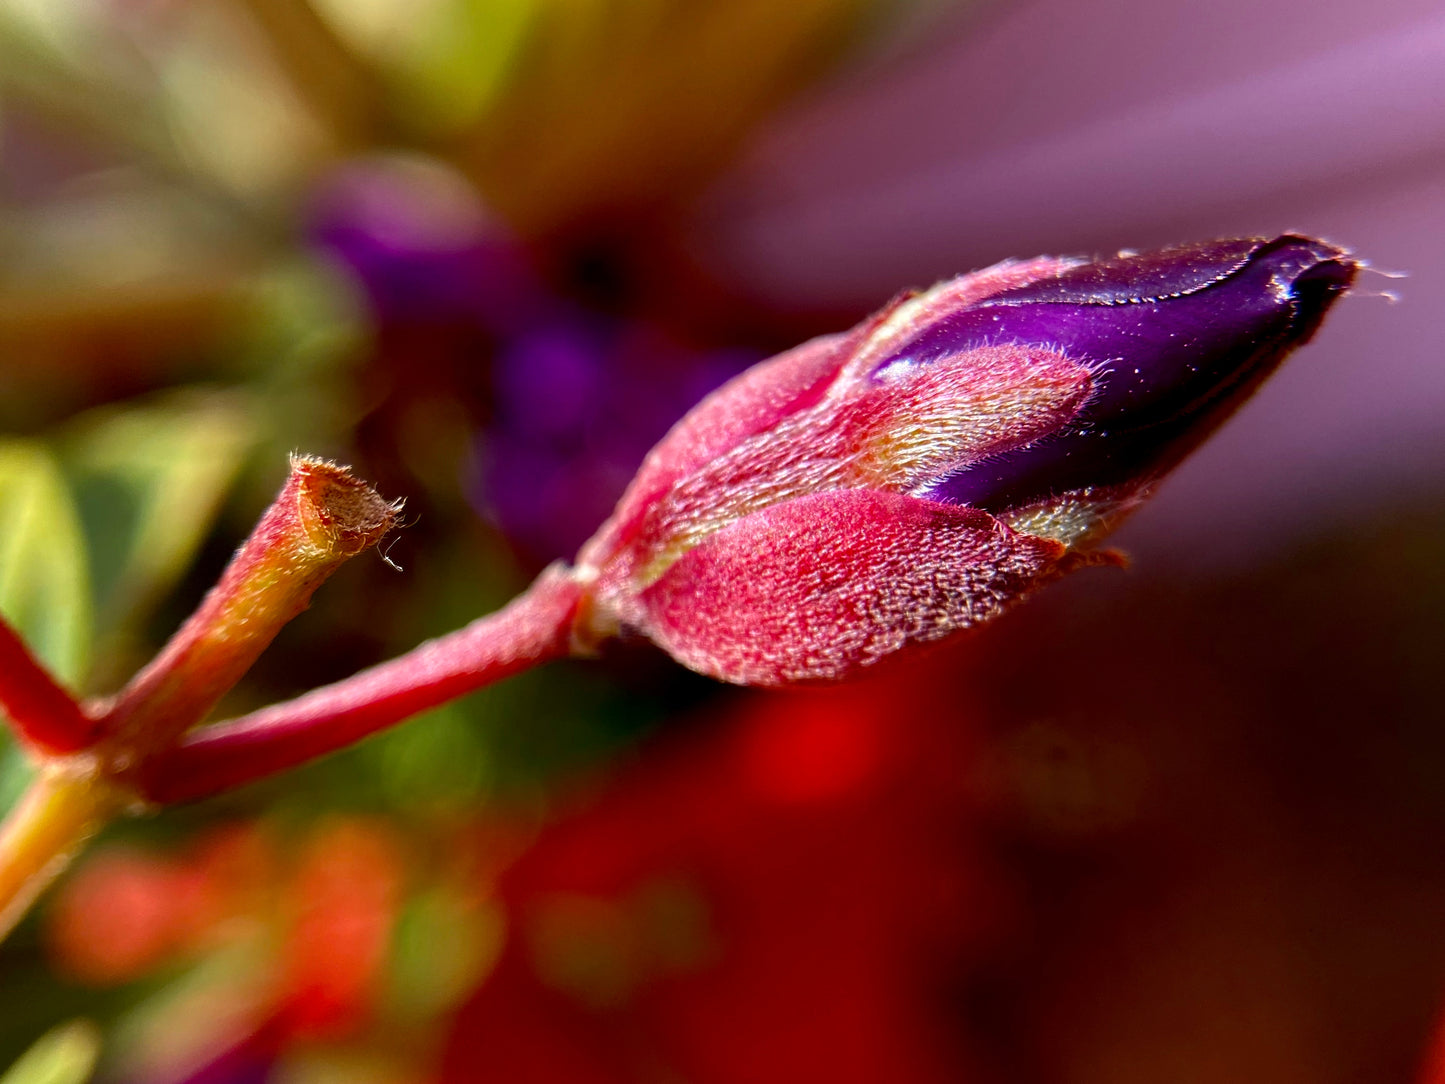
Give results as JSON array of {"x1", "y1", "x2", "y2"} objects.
[
  {"x1": 305, "y1": 0, "x2": 537, "y2": 135},
  {"x1": 0, "y1": 0, "x2": 184, "y2": 185},
  {"x1": 386, "y1": 888, "x2": 503, "y2": 1021},
  {"x1": 106, "y1": 939, "x2": 269, "y2": 1080},
  {"x1": 398, "y1": 0, "x2": 540, "y2": 134},
  {"x1": 228, "y1": 260, "x2": 365, "y2": 471},
  {"x1": 0, "y1": 439, "x2": 90, "y2": 810},
  {"x1": 59, "y1": 390, "x2": 255, "y2": 649},
  {"x1": 0, "y1": 439, "x2": 92, "y2": 687},
  {"x1": 0, "y1": 749, "x2": 30, "y2": 814},
  {"x1": 0, "y1": 1020, "x2": 99, "y2": 1084},
  {"x1": 364, "y1": 701, "x2": 495, "y2": 812}
]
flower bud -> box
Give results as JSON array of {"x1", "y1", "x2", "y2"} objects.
[{"x1": 575, "y1": 236, "x2": 1356, "y2": 685}]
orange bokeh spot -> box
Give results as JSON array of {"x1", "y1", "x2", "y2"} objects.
[
  {"x1": 279, "y1": 817, "x2": 405, "y2": 1039},
  {"x1": 47, "y1": 849, "x2": 193, "y2": 986}
]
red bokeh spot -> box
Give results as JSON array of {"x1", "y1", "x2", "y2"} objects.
[
  {"x1": 740, "y1": 693, "x2": 886, "y2": 804},
  {"x1": 47, "y1": 849, "x2": 194, "y2": 986},
  {"x1": 278, "y1": 817, "x2": 405, "y2": 1039}
]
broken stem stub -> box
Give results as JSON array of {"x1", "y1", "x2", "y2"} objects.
[{"x1": 94, "y1": 455, "x2": 398, "y2": 769}]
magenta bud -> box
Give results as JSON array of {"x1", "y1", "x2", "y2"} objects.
[{"x1": 573, "y1": 236, "x2": 1357, "y2": 686}]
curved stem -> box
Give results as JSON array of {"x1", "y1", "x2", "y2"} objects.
[
  {"x1": 0, "y1": 616, "x2": 96, "y2": 755},
  {"x1": 138, "y1": 566, "x2": 586, "y2": 805}
]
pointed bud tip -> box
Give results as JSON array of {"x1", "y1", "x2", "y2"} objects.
[
  {"x1": 989, "y1": 234, "x2": 1355, "y2": 312},
  {"x1": 918, "y1": 234, "x2": 1357, "y2": 517}
]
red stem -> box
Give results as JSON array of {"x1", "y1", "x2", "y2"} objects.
[
  {"x1": 138, "y1": 566, "x2": 585, "y2": 804},
  {"x1": 0, "y1": 616, "x2": 96, "y2": 754},
  {"x1": 96, "y1": 457, "x2": 398, "y2": 757}
]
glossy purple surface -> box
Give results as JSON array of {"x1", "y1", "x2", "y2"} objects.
[{"x1": 894, "y1": 236, "x2": 1356, "y2": 512}]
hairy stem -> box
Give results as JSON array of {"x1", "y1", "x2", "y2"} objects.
[
  {"x1": 0, "y1": 457, "x2": 397, "y2": 943},
  {"x1": 139, "y1": 565, "x2": 585, "y2": 804},
  {"x1": 95, "y1": 456, "x2": 397, "y2": 762}
]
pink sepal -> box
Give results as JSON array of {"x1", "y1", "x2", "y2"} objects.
[
  {"x1": 633, "y1": 489, "x2": 1065, "y2": 686},
  {"x1": 578, "y1": 331, "x2": 852, "y2": 570}
]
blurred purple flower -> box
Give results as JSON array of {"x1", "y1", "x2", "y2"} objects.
[
  {"x1": 482, "y1": 317, "x2": 759, "y2": 560},
  {"x1": 308, "y1": 157, "x2": 760, "y2": 562},
  {"x1": 308, "y1": 157, "x2": 547, "y2": 336}
]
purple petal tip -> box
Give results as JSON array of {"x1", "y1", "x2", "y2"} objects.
[{"x1": 916, "y1": 235, "x2": 1356, "y2": 513}]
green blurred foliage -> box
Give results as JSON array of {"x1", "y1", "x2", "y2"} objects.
[
  {"x1": 59, "y1": 392, "x2": 256, "y2": 686},
  {"x1": 384, "y1": 886, "x2": 505, "y2": 1023},
  {"x1": 0, "y1": 441, "x2": 90, "y2": 812},
  {"x1": 0, "y1": 440, "x2": 91, "y2": 687},
  {"x1": 0, "y1": 1021, "x2": 99, "y2": 1084}
]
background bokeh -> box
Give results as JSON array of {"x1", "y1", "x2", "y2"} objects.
[{"x1": 1, "y1": 0, "x2": 1443, "y2": 1082}]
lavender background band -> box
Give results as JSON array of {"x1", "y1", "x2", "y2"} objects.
[
  {"x1": 698, "y1": 7, "x2": 1445, "y2": 299},
  {"x1": 693, "y1": 0, "x2": 1445, "y2": 570}
]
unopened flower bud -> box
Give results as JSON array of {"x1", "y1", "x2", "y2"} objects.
[{"x1": 575, "y1": 235, "x2": 1356, "y2": 685}]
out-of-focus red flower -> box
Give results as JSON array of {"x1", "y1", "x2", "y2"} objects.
[
  {"x1": 1419, "y1": 1014, "x2": 1445, "y2": 1084},
  {"x1": 47, "y1": 847, "x2": 212, "y2": 986},
  {"x1": 46, "y1": 823, "x2": 277, "y2": 988},
  {"x1": 439, "y1": 652, "x2": 1008, "y2": 1084},
  {"x1": 42, "y1": 814, "x2": 504, "y2": 1082},
  {"x1": 276, "y1": 817, "x2": 405, "y2": 1039},
  {"x1": 45, "y1": 815, "x2": 405, "y2": 1043}
]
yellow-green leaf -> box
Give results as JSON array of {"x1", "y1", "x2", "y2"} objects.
[
  {"x1": 0, "y1": 440, "x2": 92, "y2": 688},
  {"x1": 60, "y1": 390, "x2": 255, "y2": 645},
  {"x1": 0, "y1": 1020, "x2": 99, "y2": 1084}
]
